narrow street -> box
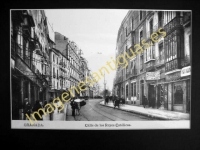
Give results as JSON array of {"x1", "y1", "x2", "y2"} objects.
[{"x1": 66, "y1": 99, "x2": 156, "y2": 121}]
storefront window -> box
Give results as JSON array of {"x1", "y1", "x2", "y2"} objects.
[{"x1": 174, "y1": 84, "x2": 183, "y2": 104}]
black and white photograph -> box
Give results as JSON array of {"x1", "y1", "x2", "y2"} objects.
[{"x1": 10, "y1": 9, "x2": 191, "y2": 129}]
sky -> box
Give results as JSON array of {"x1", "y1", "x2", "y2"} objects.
[{"x1": 45, "y1": 9, "x2": 129, "y2": 91}]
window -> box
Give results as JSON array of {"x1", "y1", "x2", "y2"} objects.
[
  {"x1": 131, "y1": 61, "x2": 133, "y2": 68},
  {"x1": 149, "y1": 19, "x2": 153, "y2": 35},
  {"x1": 126, "y1": 27, "x2": 128, "y2": 37},
  {"x1": 159, "y1": 42, "x2": 164, "y2": 61},
  {"x1": 140, "y1": 11, "x2": 142, "y2": 20},
  {"x1": 166, "y1": 33, "x2": 177, "y2": 62},
  {"x1": 158, "y1": 11, "x2": 163, "y2": 28},
  {"x1": 17, "y1": 27, "x2": 23, "y2": 57},
  {"x1": 140, "y1": 55, "x2": 143, "y2": 71},
  {"x1": 132, "y1": 17, "x2": 134, "y2": 30},
  {"x1": 140, "y1": 30, "x2": 143, "y2": 43}
]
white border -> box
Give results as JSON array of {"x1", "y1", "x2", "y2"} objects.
[{"x1": 11, "y1": 120, "x2": 190, "y2": 129}]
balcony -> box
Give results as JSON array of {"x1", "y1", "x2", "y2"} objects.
[
  {"x1": 164, "y1": 16, "x2": 183, "y2": 36},
  {"x1": 165, "y1": 58, "x2": 181, "y2": 74},
  {"x1": 183, "y1": 12, "x2": 191, "y2": 25},
  {"x1": 145, "y1": 60, "x2": 155, "y2": 72},
  {"x1": 155, "y1": 55, "x2": 165, "y2": 67},
  {"x1": 180, "y1": 55, "x2": 190, "y2": 68},
  {"x1": 126, "y1": 71, "x2": 131, "y2": 79}
]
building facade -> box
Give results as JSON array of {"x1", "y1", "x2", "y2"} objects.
[
  {"x1": 113, "y1": 10, "x2": 191, "y2": 113},
  {"x1": 11, "y1": 10, "x2": 51, "y2": 119}
]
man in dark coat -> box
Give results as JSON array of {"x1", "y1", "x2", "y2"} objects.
[
  {"x1": 23, "y1": 98, "x2": 32, "y2": 120},
  {"x1": 32, "y1": 100, "x2": 44, "y2": 121},
  {"x1": 143, "y1": 95, "x2": 148, "y2": 108},
  {"x1": 114, "y1": 96, "x2": 120, "y2": 109},
  {"x1": 70, "y1": 99, "x2": 77, "y2": 119}
]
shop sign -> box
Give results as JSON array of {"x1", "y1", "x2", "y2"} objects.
[
  {"x1": 166, "y1": 71, "x2": 181, "y2": 82},
  {"x1": 181, "y1": 66, "x2": 191, "y2": 77},
  {"x1": 146, "y1": 71, "x2": 160, "y2": 80}
]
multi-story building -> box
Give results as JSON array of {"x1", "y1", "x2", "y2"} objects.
[
  {"x1": 55, "y1": 32, "x2": 86, "y2": 97},
  {"x1": 79, "y1": 56, "x2": 89, "y2": 96},
  {"x1": 30, "y1": 10, "x2": 51, "y2": 102},
  {"x1": 11, "y1": 10, "x2": 51, "y2": 119},
  {"x1": 49, "y1": 48, "x2": 60, "y2": 98},
  {"x1": 113, "y1": 10, "x2": 191, "y2": 113}
]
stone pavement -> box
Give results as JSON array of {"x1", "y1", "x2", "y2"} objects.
[{"x1": 100, "y1": 101, "x2": 190, "y2": 120}]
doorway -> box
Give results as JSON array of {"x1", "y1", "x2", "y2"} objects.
[
  {"x1": 157, "y1": 85, "x2": 161, "y2": 108},
  {"x1": 140, "y1": 80, "x2": 144, "y2": 105},
  {"x1": 148, "y1": 84, "x2": 155, "y2": 108}
]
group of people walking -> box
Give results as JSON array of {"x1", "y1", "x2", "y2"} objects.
[
  {"x1": 23, "y1": 97, "x2": 55, "y2": 121},
  {"x1": 104, "y1": 95, "x2": 125, "y2": 109},
  {"x1": 104, "y1": 95, "x2": 149, "y2": 109},
  {"x1": 70, "y1": 97, "x2": 86, "y2": 120}
]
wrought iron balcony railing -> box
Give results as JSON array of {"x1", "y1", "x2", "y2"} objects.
[
  {"x1": 145, "y1": 60, "x2": 155, "y2": 72},
  {"x1": 165, "y1": 58, "x2": 180, "y2": 73},
  {"x1": 164, "y1": 16, "x2": 182, "y2": 35}
]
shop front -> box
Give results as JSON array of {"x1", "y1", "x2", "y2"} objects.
[
  {"x1": 146, "y1": 71, "x2": 160, "y2": 108},
  {"x1": 164, "y1": 68, "x2": 190, "y2": 113}
]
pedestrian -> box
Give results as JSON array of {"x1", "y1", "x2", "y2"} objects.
[
  {"x1": 114, "y1": 96, "x2": 120, "y2": 109},
  {"x1": 39, "y1": 100, "x2": 43, "y2": 108},
  {"x1": 23, "y1": 98, "x2": 32, "y2": 120},
  {"x1": 32, "y1": 100, "x2": 44, "y2": 121},
  {"x1": 70, "y1": 99, "x2": 76, "y2": 120},
  {"x1": 143, "y1": 95, "x2": 148, "y2": 108}
]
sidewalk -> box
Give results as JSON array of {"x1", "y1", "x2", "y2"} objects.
[{"x1": 100, "y1": 101, "x2": 190, "y2": 120}]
